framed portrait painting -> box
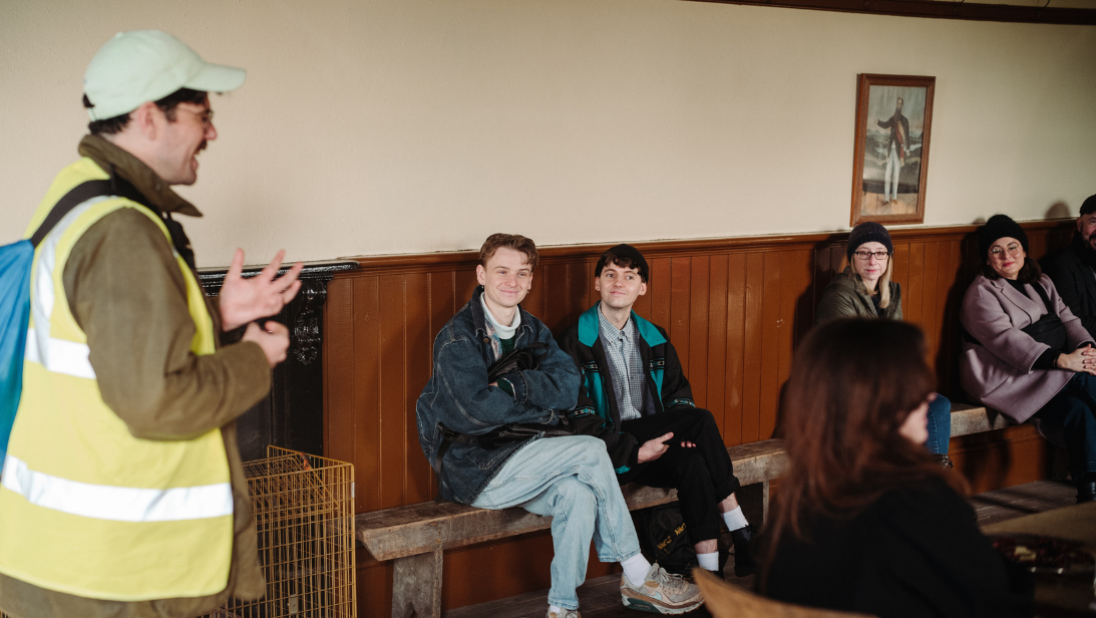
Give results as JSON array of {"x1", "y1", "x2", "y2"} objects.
[{"x1": 850, "y1": 74, "x2": 935, "y2": 226}]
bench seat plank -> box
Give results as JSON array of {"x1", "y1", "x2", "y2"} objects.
[
  {"x1": 357, "y1": 438, "x2": 787, "y2": 561},
  {"x1": 949, "y1": 403, "x2": 1011, "y2": 438},
  {"x1": 359, "y1": 406, "x2": 1018, "y2": 562}
]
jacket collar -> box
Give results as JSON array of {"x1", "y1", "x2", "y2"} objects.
[
  {"x1": 577, "y1": 302, "x2": 666, "y2": 348},
  {"x1": 983, "y1": 274, "x2": 1046, "y2": 323},
  {"x1": 78, "y1": 134, "x2": 203, "y2": 217},
  {"x1": 469, "y1": 286, "x2": 488, "y2": 334},
  {"x1": 468, "y1": 286, "x2": 533, "y2": 339}
]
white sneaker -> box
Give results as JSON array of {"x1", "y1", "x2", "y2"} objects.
[{"x1": 620, "y1": 562, "x2": 703, "y2": 614}]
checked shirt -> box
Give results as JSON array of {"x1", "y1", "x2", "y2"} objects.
[{"x1": 597, "y1": 304, "x2": 647, "y2": 421}]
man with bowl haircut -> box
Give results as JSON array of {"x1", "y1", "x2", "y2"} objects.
[
  {"x1": 415, "y1": 234, "x2": 702, "y2": 617},
  {"x1": 0, "y1": 30, "x2": 302, "y2": 618},
  {"x1": 559, "y1": 244, "x2": 756, "y2": 579}
]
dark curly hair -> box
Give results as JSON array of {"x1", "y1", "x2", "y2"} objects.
[{"x1": 83, "y1": 88, "x2": 208, "y2": 135}]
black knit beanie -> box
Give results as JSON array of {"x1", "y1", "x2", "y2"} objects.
[
  {"x1": 846, "y1": 222, "x2": 894, "y2": 262},
  {"x1": 596, "y1": 244, "x2": 650, "y2": 282},
  {"x1": 1080, "y1": 194, "x2": 1096, "y2": 216},
  {"x1": 978, "y1": 214, "x2": 1028, "y2": 258}
]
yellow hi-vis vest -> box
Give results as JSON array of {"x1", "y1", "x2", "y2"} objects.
[{"x1": 0, "y1": 158, "x2": 234, "y2": 601}]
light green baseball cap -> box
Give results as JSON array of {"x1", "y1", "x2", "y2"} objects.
[{"x1": 84, "y1": 30, "x2": 246, "y2": 121}]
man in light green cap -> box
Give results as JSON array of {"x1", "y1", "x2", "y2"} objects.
[{"x1": 0, "y1": 30, "x2": 302, "y2": 618}]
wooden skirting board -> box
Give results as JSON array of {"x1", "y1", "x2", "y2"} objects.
[{"x1": 325, "y1": 220, "x2": 1074, "y2": 615}]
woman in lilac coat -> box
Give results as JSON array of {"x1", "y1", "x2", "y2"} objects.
[{"x1": 960, "y1": 214, "x2": 1096, "y2": 503}]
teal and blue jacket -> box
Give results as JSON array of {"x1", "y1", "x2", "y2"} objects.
[{"x1": 558, "y1": 303, "x2": 695, "y2": 474}]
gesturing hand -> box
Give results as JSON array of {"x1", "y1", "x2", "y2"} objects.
[
  {"x1": 219, "y1": 249, "x2": 303, "y2": 331},
  {"x1": 637, "y1": 432, "x2": 674, "y2": 464},
  {"x1": 242, "y1": 321, "x2": 290, "y2": 368}
]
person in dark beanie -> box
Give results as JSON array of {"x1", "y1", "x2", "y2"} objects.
[
  {"x1": 816, "y1": 222, "x2": 899, "y2": 323},
  {"x1": 558, "y1": 244, "x2": 757, "y2": 579},
  {"x1": 961, "y1": 214, "x2": 1096, "y2": 503},
  {"x1": 815, "y1": 222, "x2": 953, "y2": 461},
  {"x1": 1042, "y1": 194, "x2": 1096, "y2": 339},
  {"x1": 978, "y1": 213, "x2": 1030, "y2": 264}
]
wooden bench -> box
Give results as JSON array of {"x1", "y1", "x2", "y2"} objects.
[
  {"x1": 358, "y1": 439, "x2": 786, "y2": 618},
  {"x1": 949, "y1": 402, "x2": 1012, "y2": 438},
  {"x1": 358, "y1": 404, "x2": 1013, "y2": 618}
]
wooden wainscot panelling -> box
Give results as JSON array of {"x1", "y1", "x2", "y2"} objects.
[{"x1": 325, "y1": 219, "x2": 1074, "y2": 614}]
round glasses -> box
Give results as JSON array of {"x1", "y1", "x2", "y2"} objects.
[
  {"x1": 989, "y1": 243, "x2": 1022, "y2": 258},
  {"x1": 177, "y1": 107, "x2": 214, "y2": 128}
]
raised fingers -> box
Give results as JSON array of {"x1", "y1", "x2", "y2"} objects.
[
  {"x1": 226, "y1": 248, "x2": 245, "y2": 280},
  {"x1": 257, "y1": 249, "x2": 287, "y2": 283}
]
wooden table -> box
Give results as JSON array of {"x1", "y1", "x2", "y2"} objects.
[{"x1": 982, "y1": 502, "x2": 1096, "y2": 616}]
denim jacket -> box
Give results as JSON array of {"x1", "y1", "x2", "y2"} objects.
[{"x1": 415, "y1": 286, "x2": 581, "y2": 504}]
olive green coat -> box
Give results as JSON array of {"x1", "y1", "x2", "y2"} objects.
[{"x1": 815, "y1": 267, "x2": 903, "y2": 325}]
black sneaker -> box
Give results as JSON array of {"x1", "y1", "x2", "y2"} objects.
[
  {"x1": 730, "y1": 525, "x2": 757, "y2": 577},
  {"x1": 1077, "y1": 473, "x2": 1096, "y2": 504}
]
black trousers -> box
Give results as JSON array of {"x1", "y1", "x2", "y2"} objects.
[
  {"x1": 617, "y1": 408, "x2": 741, "y2": 545},
  {"x1": 1036, "y1": 372, "x2": 1096, "y2": 482}
]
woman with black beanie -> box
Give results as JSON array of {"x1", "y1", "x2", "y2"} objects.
[
  {"x1": 960, "y1": 214, "x2": 1096, "y2": 503},
  {"x1": 815, "y1": 221, "x2": 953, "y2": 462}
]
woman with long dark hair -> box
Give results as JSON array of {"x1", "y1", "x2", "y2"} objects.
[
  {"x1": 762, "y1": 319, "x2": 1032, "y2": 617},
  {"x1": 960, "y1": 214, "x2": 1096, "y2": 504}
]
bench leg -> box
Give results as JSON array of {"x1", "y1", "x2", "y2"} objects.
[
  {"x1": 392, "y1": 549, "x2": 443, "y2": 618},
  {"x1": 736, "y1": 480, "x2": 770, "y2": 526}
]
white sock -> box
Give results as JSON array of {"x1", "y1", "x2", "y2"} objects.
[
  {"x1": 722, "y1": 506, "x2": 748, "y2": 531},
  {"x1": 697, "y1": 551, "x2": 720, "y2": 572},
  {"x1": 621, "y1": 552, "x2": 653, "y2": 587},
  {"x1": 548, "y1": 605, "x2": 564, "y2": 616}
]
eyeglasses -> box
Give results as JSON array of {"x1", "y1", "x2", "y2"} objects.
[
  {"x1": 989, "y1": 243, "x2": 1023, "y2": 258},
  {"x1": 177, "y1": 107, "x2": 214, "y2": 128},
  {"x1": 853, "y1": 250, "x2": 890, "y2": 261}
]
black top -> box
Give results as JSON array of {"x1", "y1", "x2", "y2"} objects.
[
  {"x1": 1043, "y1": 234, "x2": 1096, "y2": 339},
  {"x1": 1003, "y1": 279, "x2": 1067, "y2": 370},
  {"x1": 765, "y1": 478, "x2": 1033, "y2": 618}
]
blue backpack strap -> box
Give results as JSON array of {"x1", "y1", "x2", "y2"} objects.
[{"x1": 2, "y1": 180, "x2": 113, "y2": 474}]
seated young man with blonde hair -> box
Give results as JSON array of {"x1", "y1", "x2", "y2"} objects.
[{"x1": 415, "y1": 234, "x2": 702, "y2": 617}]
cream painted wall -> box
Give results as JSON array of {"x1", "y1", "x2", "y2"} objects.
[{"x1": 2, "y1": 0, "x2": 1095, "y2": 266}]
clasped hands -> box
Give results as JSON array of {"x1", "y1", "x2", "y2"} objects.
[
  {"x1": 219, "y1": 249, "x2": 304, "y2": 367},
  {"x1": 1056, "y1": 344, "x2": 1096, "y2": 375}
]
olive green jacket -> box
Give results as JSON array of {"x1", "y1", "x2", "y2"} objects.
[
  {"x1": 814, "y1": 267, "x2": 903, "y2": 325},
  {"x1": 0, "y1": 135, "x2": 270, "y2": 618}
]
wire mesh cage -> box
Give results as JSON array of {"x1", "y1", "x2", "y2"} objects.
[
  {"x1": 0, "y1": 446, "x2": 355, "y2": 618},
  {"x1": 202, "y1": 446, "x2": 357, "y2": 618}
]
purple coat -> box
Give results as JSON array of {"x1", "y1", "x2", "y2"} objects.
[{"x1": 959, "y1": 274, "x2": 1094, "y2": 423}]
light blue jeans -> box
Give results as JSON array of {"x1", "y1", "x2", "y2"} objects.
[
  {"x1": 926, "y1": 393, "x2": 952, "y2": 455},
  {"x1": 472, "y1": 435, "x2": 642, "y2": 610}
]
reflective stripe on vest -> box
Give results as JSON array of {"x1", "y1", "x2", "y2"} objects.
[
  {"x1": 23, "y1": 327, "x2": 94, "y2": 379},
  {"x1": 2, "y1": 454, "x2": 233, "y2": 522}
]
